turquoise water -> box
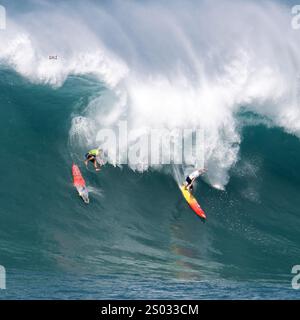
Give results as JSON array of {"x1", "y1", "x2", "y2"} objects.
[
  {"x1": 1, "y1": 0, "x2": 300, "y2": 299},
  {"x1": 0, "y1": 70, "x2": 299, "y2": 299}
]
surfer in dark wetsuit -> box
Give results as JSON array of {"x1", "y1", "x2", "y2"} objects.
[{"x1": 185, "y1": 168, "x2": 206, "y2": 192}]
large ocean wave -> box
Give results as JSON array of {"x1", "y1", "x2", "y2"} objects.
[
  {"x1": 0, "y1": 0, "x2": 300, "y2": 299},
  {"x1": 1, "y1": 0, "x2": 300, "y2": 187}
]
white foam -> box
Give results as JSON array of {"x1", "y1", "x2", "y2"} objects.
[{"x1": 2, "y1": 0, "x2": 300, "y2": 188}]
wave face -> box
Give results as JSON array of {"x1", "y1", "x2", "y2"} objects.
[{"x1": 0, "y1": 0, "x2": 300, "y2": 299}]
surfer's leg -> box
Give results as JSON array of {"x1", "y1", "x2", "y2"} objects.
[
  {"x1": 84, "y1": 153, "x2": 90, "y2": 166},
  {"x1": 185, "y1": 177, "x2": 192, "y2": 190},
  {"x1": 92, "y1": 158, "x2": 100, "y2": 171}
]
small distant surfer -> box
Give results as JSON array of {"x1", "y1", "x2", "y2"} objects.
[
  {"x1": 84, "y1": 148, "x2": 102, "y2": 171},
  {"x1": 184, "y1": 168, "x2": 206, "y2": 193}
]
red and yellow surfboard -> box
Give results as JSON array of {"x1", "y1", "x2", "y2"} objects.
[{"x1": 180, "y1": 185, "x2": 206, "y2": 220}]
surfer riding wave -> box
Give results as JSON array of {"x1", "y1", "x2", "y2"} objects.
[
  {"x1": 84, "y1": 148, "x2": 103, "y2": 172},
  {"x1": 184, "y1": 169, "x2": 206, "y2": 193}
]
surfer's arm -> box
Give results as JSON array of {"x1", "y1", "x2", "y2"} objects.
[
  {"x1": 191, "y1": 170, "x2": 206, "y2": 183},
  {"x1": 186, "y1": 177, "x2": 196, "y2": 188}
]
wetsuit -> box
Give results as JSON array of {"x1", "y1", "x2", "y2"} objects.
[
  {"x1": 85, "y1": 149, "x2": 99, "y2": 161},
  {"x1": 185, "y1": 170, "x2": 202, "y2": 190}
]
